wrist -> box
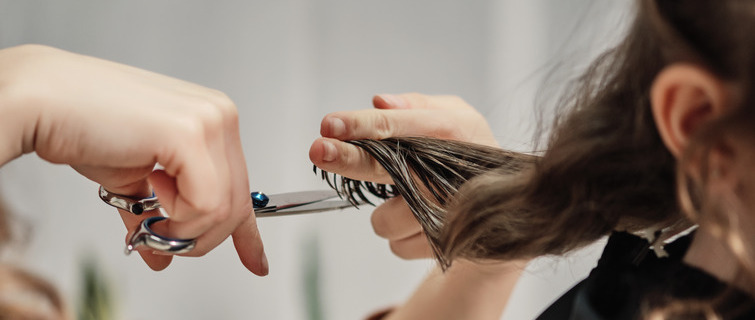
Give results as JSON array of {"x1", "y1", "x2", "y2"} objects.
[
  {"x1": 0, "y1": 45, "x2": 44, "y2": 166},
  {"x1": 385, "y1": 259, "x2": 528, "y2": 320}
]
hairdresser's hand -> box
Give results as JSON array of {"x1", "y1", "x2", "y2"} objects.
[
  {"x1": 309, "y1": 93, "x2": 497, "y2": 259},
  {"x1": 0, "y1": 44, "x2": 267, "y2": 275}
]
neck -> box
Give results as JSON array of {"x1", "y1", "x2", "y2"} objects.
[{"x1": 683, "y1": 228, "x2": 754, "y2": 295}]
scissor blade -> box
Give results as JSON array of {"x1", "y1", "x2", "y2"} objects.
[
  {"x1": 255, "y1": 199, "x2": 366, "y2": 218},
  {"x1": 262, "y1": 190, "x2": 341, "y2": 211}
]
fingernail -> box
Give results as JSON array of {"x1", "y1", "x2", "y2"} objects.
[
  {"x1": 152, "y1": 250, "x2": 175, "y2": 256},
  {"x1": 322, "y1": 140, "x2": 337, "y2": 162},
  {"x1": 377, "y1": 94, "x2": 407, "y2": 108},
  {"x1": 327, "y1": 117, "x2": 346, "y2": 137},
  {"x1": 260, "y1": 251, "x2": 269, "y2": 276}
]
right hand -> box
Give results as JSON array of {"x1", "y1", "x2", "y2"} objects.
[
  {"x1": 0, "y1": 44, "x2": 267, "y2": 275},
  {"x1": 309, "y1": 93, "x2": 498, "y2": 259}
]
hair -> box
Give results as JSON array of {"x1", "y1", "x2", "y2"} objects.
[
  {"x1": 315, "y1": 138, "x2": 536, "y2": 266},
  {"x1": 0, "y1": 197, "x2": 66, "y2": 320},
  {"x1": 318, "y1": 0, "x2": 684, "y2": 265},
  {"x1": 316, "y1": 0, "x2": 755, "y2": 317}
]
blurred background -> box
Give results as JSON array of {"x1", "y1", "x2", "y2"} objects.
[{"x1": 0, "y1": 1, "x2": 630, "y2": 319}]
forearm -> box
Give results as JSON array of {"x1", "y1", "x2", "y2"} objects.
[{"x1": 383, "y1": 259, "x2": 527, "y2": 320}]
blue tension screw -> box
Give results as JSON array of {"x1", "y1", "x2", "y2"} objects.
[{"x1": 251, "y1": 192, "x2": 269, "y2": 208}]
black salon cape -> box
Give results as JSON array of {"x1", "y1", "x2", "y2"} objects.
[{"x1": 535, "y1": 231, "x2": 755, "y2": 320}]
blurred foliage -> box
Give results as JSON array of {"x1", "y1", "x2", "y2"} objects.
[
  {"x1": 303, "y1": 233, "x2": 323, "y2": 320},
  {"x1": 77, "y1": 257, "x2": 114, "y2": 320}
]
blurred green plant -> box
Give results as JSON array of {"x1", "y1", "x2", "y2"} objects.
[
  {"x1": 77, "y1": 256, "x2": 115, "y2": 320},
  {"x1": 303, "y1": 233, "x2": 323, "y2": 320}
]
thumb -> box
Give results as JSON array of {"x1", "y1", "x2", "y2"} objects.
[{"x1": 147, "y1": 170, "x2": 178, "y2": 216}]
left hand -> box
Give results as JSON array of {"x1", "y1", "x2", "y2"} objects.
[{"x1": 309, "y1": 93, "x2": 498, "y2": 259}]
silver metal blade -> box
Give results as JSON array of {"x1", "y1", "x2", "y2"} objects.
[
  {"x1": 254, "y1": 190, "x2": 341, "y2": 213},
  {"x1": 255, "y1": 199, "x2": 368, "y2": 218}
]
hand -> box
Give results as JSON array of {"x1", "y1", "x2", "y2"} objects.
[
  {"x1": 0, "y1": 45, "x2": 267, "y2": 275},
  {"x1": 309, "y1": 93, "x2": 497, "y2": 259}
]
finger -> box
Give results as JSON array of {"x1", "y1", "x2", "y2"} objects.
[
  {"x1": 146, "y1": 105, "x2": 253, "y2": 263},
  {"x1": 148, "y1": 170, "x2": 178, "y2": 216},
  {"x1": 371, "y1": 196, "x2": 422, "y2": 240},
  {"x1": 138, "y1": 247, "x2": 173, "y2": 271},
  {"x1": 372, "y1": 94, "x2": 409, "y2": 109},
  {"x1": 232, "y1": 215, "x2": 268, "y2": 276},
  {"x1": 166, "y1": 102, "x2": 235, "y2": 242},
  {"x1": 309, "y1": 137, "x2": 392, "y2": 184},
  {"x1": 102, "y1": 178, "x2": 174, "y2": 271},
  {"x1": 389, "y1": 232, "x2": 434, "y2": 260},
  {"x1": 73, "y1": 164, "x2": 154, "y2": 192},
  {"x1": 373, "y1": 93, "x2": 473, "y2": 111},
  {"x1": 223, "y1": 112, "x2": 267, "y2": 275},
  {"x1": 148, "y1": 170, "x2": 226, "y2": 240},
  {"x1": 165, "y1": 105, "x2": 262, "y2": 268},
  {"x1": 133, "y1": 207, "x2": 227, "y2": 259},
  {"x1": 148, "y1": 171, "x2": 211, "y2": 238},
  {"x1": 117, "y1": 207, "x2": 173, "y2": 270},
  {"x1": 156, "y1": 129, "x2": 221, "y2": 221},
  {"x1": 320, "y1": 109, "x2": 462, "y2": 141}
]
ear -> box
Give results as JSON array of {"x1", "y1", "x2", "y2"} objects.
[{"x1": 650, "y1": 64, "x2": 730, "y2": 158}]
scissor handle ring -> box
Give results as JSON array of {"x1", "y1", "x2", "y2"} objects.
[
  {"x1": 99, "y1": 186, "x2": 161, "y2": 215},
  {"x1": 126, "y1": 216, "x2": 196, "y2": 255}
]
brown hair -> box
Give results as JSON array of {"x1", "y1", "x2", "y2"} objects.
[
  {"x1": 316, "y1": 0, "x2": 685, "y2": 265},
  {"x1": 0, "y1": 197, "x2": 66, "y2": 319},
  {"x1": 316, "y1": 137, "x2": 537, "y2": 266},
  {"x1": 441, "y1": 0, "x2": 755, "y2": 262},
  {"x1": 315, "y1": 3, "x2": 755, "y2": 317},
  {"x1": 316, "y1": 1, "x2": 755, "y2": 317}
]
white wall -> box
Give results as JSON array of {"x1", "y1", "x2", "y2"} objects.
[{"x1": 0, "y1": 1, "x2": 631, "y2": 319}]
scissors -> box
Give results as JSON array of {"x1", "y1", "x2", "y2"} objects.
[{"x1": 99, "y1": 187, "x2": 369, "y2": 255}]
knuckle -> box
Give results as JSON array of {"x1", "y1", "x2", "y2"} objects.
[
  {"x1": 428, "y1": 122, "x2": 458, "y2": 139},
  {"x1": 196, "y1": 101, "x2": 225, "y2": 129},
  {"x1": 175, "y1": 116, "x2": 207, "y2": 142},
  {"x1": 372, "y1": 112, "x2": 393, "y2": 139},
  {"x1": 181, "y1": 96, "x2": 233, "y2": 137},
  {"x1": 207, "y1": 90, "x2": 239, "y2": 120},
  {"x1": 212, "y1": 208, "x2": 231, "y2": 224},
  {"x1": 190, "y1": 197, "x2": 223, "y2": 218}
]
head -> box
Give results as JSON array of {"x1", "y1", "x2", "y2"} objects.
[{"x1": 440, "y1": 0, "x2": 755, "y2": 272}]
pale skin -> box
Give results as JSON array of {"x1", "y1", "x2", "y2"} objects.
[
  {"x1": 6, "y1": 43, "x2": 750, "y2": 318},
  {"x1": 313, "y1": 65, "x2": 755, "y2": 319},
  {"x1": 0, "y1": 44, "x2": 267, "y2": 276},
  {"x1": 310, "y1": 93, "x2": 528, "y2": 320},
  {"x1": 650, "y1": 63, "x2": 755, "y2": 295}
]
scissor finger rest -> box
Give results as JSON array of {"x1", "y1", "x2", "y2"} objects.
[{"x1": 126, "y1": 216, "x2": 196, "y2": 255}]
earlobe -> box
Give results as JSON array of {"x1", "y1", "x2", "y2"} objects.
[{"x1": 650, "y1": 64, "x2": 729, "y2": 158}]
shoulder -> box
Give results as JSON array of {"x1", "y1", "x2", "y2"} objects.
[{"x1": 537, "y1": 231, "x2": 755, "y2": 320}]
